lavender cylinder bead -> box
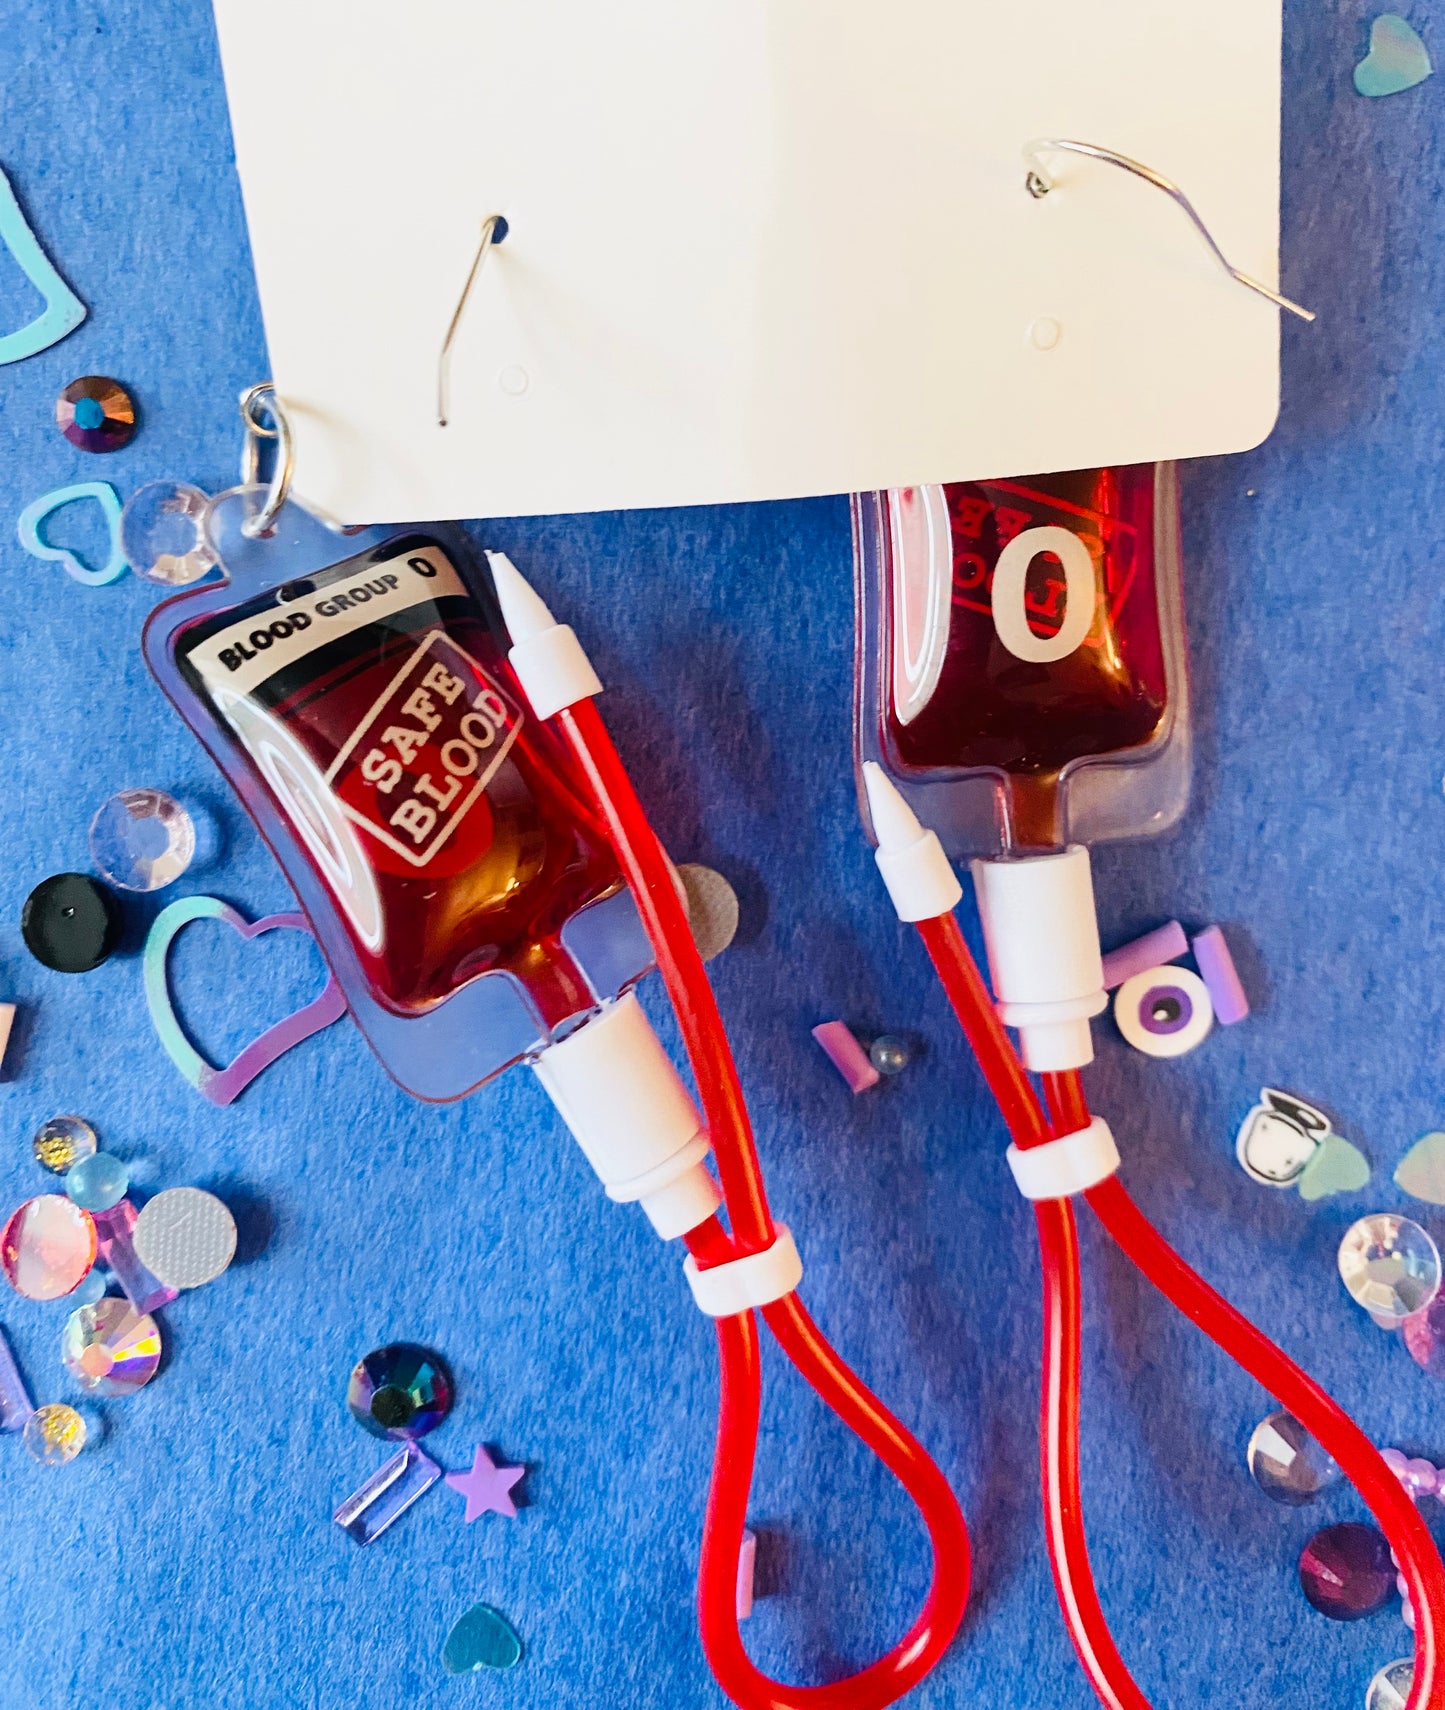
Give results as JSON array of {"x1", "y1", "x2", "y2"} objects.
[
  {"x1": 1100, "y1": 921, "x2": 1188, "y2": 990},
  {"x1": 1191, "y1": 925, "x2": 1250, "y2": 1024},
  {"x1": 811, "y1": 1022, "x2": 880, "y2": 1094}
]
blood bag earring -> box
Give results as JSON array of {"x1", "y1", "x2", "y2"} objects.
[{"x1": 851, "y1": 191, "x2": 1444, "y2": 1701}]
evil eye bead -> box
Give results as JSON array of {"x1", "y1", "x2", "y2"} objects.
[{"x1": 1113, "y1": 965, "x2": 1214, "y2": 1058}]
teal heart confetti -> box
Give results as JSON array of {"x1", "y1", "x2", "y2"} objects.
[
  {"x1": 16, "y1": 481, "x2": 127, "y2": 585},
  {"x1": 1395, "y1": 1132, "x2": 1445, "y2": 1205},
  {"x1": 442, "y1": 1602, "x2": 523, "y2": 1674},
  {"x1": 1355, "y1": 15, "x2": 1432, "y2": 98},
  {"x1": 1297, "y1": 1132, "x2": 1371, "y2": 1201}
]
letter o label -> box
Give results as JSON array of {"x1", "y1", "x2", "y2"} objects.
[{"x1": 989, "y1": 525, "x2": 1097, "y2": 664}]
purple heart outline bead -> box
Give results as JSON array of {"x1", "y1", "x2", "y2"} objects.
[{"x1": 143, "y1": 895, "x2": 347, "y2": 1105}]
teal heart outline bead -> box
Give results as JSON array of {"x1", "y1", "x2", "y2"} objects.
[
  {"x1": 0, "y1": 163, "x2": 86, "y2": 364},
  {"x1": 16, "y1": 481, "x2": 128, "y2": 585},
  {"x1": 1355, "y1": 14, "x2": 1433, "y2": 98}
]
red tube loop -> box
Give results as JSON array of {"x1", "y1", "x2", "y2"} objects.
[
  {"x1": 556, "y1": 699, "x2": 970, "y2": 1710},
  {"x1": 918, "y1": 910, "x2": 1445, "y2": 1710}
]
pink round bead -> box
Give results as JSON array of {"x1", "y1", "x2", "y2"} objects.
[
  {"x1": 1404, "y1": 1597, "x2": 1417, "y2": 1632},
  {"x1": 1406, "y1": 1457, "x2": 1439, "y2": 1497},
  {"x1": 1382, "y1": 1447, "x2": 1410, "y2": 1477},
  {"x1": 1398, "y1": 1571, "x2": 1412, "y2": 1598}
]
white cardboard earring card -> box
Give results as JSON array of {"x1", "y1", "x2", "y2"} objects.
[{"x1": 212, "y1": 1, "x2": 1285, "y2": 523}]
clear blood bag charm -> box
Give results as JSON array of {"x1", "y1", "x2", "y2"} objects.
[
  {"x1": 854, "y1": 465, "x2": 1190, "y2": 855},
  {"x1": 144, "y1": 489, "x2": 651, "y2": 1101}
]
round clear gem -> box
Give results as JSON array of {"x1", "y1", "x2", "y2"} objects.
[
  {"x1": 1338, "y1": 1214, "x2": 1441, "y2": 1325},
  {"x1": 88, "y1": 789, "x2": 196, "y2": 893},
  {"x1": 1368, "y1": 1657, "x2": 1414, "y2": 1710},
  {"x1": 32, "y1": 1115, "x2": 97, "y2": 1176},
  {"x1": 869, "y1": 1035, "x2": 911, "y2": 1076},
  {"x1": 1247, "y1": 1410, "x2": 1339, "y2": 1505},
  {"x1": 22, "y1": 1401, "x2": 87, "y2": 1466}
]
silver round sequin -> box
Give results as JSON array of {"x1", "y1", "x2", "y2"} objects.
[
  {"x1": 678, "y1": 863, "x2": 740, "y2": 962},
  {"x1": 132, "y1": 1188, "x2": 236, "y2": 1290}
]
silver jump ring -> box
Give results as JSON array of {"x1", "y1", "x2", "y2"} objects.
[
  {"x1": 238, "y1": 381, "x2": 296, "y2": 537},
  {"x1": 1022, "y1": 138, "x2": 1316, "y2": 324}
]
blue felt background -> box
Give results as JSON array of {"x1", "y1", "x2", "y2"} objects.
[{"x1": 1, "y1": 4, "x2": 1442, "y2": 1707}]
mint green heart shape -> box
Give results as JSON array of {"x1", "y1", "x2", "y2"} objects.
[
  {"x1": 0, "y1": 163, "x2": 86, "y2": 364},
  {"x1": 1395, "y1": 1132, "x2": 1445, "y2": 1205},
  {"x1": 1297, "y1": 1132, "x2": 1371, "y2": 1201},
  {"x1": 1355, "y1": 14, "x2": 1433, "y2": 98},
  {"x1": 16, "y1": 482, "x2": 127, "y2": 586}
]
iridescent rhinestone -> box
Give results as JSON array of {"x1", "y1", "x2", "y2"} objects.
[
  {"x1": 1368, "y1": 1658, "x2": 1415, "y2": 1710},
  {"x1": 1338, "y1": 1214, "x2": 1442, "y2": 1325},
  {"x1": 1404, "y1": 1296, "x2": 1445, "y2": 1376},
  {"x1": 1297, "y1": 1522, "x2": 1395, "y2": 1619},
  {"x1": 55, "y1": 375, "x2": 136, "y2": 452},
  {"x1": 32, "y1": 1114, "x2": 97, "y2": 1175},
  {"x1": 88, "y1": 789, "x2": 196, "y2": 892},
  {"x1": 1, "y1": 1196, "x2": 96, "y2": 1300},
  {"x1": 1247, "y1": 1410, "x2": 1339, "y2": 1505},
  {"x1": 61, "y1": 1298, "x2": 160, "y2": 1396},
  {"x1": 65, "y1": 1153, "x2": 129, "y2": 1214},
  {"x1": 347, "y1": 1343, "x2": 452, "y2": 1440},
  {"x1": 120, "y1": 481, "x2": 216, "y2": 586},
  {"x1": 868, "y1": 1035, "x2": 911, "y2": 1076},
  {"x1": 22, "y1": 1401, "x2": 87, "y2": 1465}
]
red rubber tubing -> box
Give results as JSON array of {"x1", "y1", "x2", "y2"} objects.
[
  {"x1": 558, "y1": 700, "x2": 774, "y2": 1255},
  {"x1": 918, "y1": 911, "x2": 1445, "y2": 1710},
  {"x1": 919, "y1": 915, "x2": 1147, "y2": 1709},
  {"x1": 555, "y1": 697, "x2": 971, "y2": 1710}
]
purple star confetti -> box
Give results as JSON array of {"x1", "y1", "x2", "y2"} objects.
[{"x1": 445, "y1": 1444, "x2": 525, "y2": 1523}]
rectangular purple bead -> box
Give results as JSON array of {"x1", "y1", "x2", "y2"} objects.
[
  {"x1": 0, "y1": 1324, "x2": 33, "y2": 1430},
  {"x1": 334, "y1": 1442, "x2": 441, "y2": 1545},
  {"x1": 92, "y1": 1199, "x2": 179, "y2": 1315},
  {"x1": 1192, "y1": 924, "x2": 1250, "y2": 1024},
  {"x1": 1100, "y1": 920, "x2": 1189, "y2": 990}
]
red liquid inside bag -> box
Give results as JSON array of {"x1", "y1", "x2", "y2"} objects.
[
  {"x1": 175, "y1": 535, "x2": 620, "y2": 1025},
  {"x1": 881, "y1": 466, "x2": 1174, "y2": 848}
]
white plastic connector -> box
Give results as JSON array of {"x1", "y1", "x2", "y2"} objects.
[
  {"x1": 861, "y1": 762, "x2": 963, "y2": 922},
  {"x1": 1006, "y1": 1117, "x2": 1120, "y2": 1200},
  {"x1": 487, "y1": 550, "x2": 603, "y2": 720},
  {"x1": 532, "y1": 993, "x2": 722, "y2": 1239},
  {"x1": 970, "y1": 847, "x2": 1106, "y2": 1071},
  {"x1": 682, "y1": 1225, "x2": 803, "y2": 1317}
]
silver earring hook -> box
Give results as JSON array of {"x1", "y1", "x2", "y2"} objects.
[
  {"x1": 438, "y1": 213, "x2": 509, "y2": 428},
  {"x1": 238, "y1": 381, "x2": 296, "y2": 537},
  {"x1": 1022, "y1": 139, "x2": 1316, "y2": 324}
]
